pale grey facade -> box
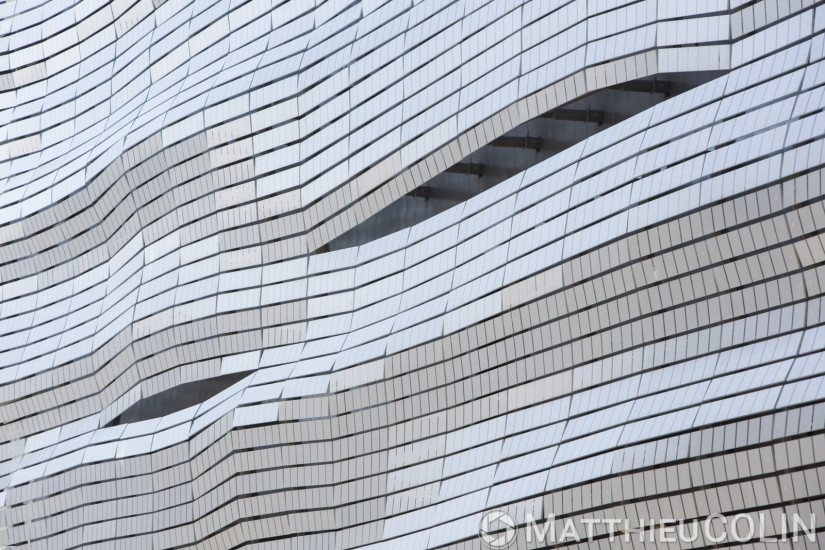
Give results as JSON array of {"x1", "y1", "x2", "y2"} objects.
[{"x1": 1, "y1": 0, "x2": 825, "y2": 548}]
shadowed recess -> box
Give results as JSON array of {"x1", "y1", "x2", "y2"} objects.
[
  {"x1": 328, "y1": 71, "x2": 725, "y2": 251},
  {"x1": 105, "y1": 372, "x2": 251, "y2": 426}
]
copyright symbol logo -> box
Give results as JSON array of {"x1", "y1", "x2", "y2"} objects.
[{"x1": 479, "y1": 509, "x2": 516, "y2": 548}]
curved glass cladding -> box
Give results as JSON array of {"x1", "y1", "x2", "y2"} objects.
[{"x1": 2, "y1": 1, "x2": 825, "y2": 549}]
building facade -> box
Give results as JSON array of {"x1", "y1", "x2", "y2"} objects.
[{"x1": 1, "y1": 0, "x2": 825, "y2": 548}]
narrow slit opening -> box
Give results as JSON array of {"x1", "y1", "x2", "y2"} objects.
[
  {"x1": 329, "y1": 71, "x2": 725, "y2": 251},
  {"x1": 105, "y1": 371, "x2": 251, "y2": 426}
]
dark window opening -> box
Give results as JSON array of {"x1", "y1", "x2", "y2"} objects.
[
  {"x1": 105, "y1": 371, "x2": 251, "y2": 426},
  {"x1": 329, "y1": 72, "x2": 725, "y2": 250}
]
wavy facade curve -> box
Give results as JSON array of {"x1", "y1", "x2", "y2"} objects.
[{"x1": 2, "y1": 0, "x2": 825, "y2": 548}]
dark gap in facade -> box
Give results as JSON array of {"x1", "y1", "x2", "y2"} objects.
[
  {"x1": 105, "y1": 371, "x2": 251, "y2": 426},
  {"x1": 329, "y1": 71, "x2": 726, "y2": 251}
]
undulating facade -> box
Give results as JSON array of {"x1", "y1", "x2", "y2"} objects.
[{"x1": 2, "y1": 0, "x2": 825, "y2": 548}]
